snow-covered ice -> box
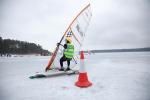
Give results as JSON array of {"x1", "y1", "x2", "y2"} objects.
[{"x1": 0, "y1": 52, "x2": 150, "y2": 100}]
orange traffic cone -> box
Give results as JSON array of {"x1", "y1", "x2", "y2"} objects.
[{"x1": 75, "y1": 51, "x2": 92, "y2": 87}]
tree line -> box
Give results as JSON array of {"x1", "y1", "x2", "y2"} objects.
[{"x1": 0, "y1": 37, "x2": 51, "y2": 56}]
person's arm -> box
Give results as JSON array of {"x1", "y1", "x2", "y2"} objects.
[
  {"x1": 63, "y1": 44, "x2": 67, "y2": 49},
  {"x1": 57, "y1": 43, "x2": 67, "y2": 49}
]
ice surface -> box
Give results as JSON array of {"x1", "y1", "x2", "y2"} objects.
[{"x1": 0, "y1": 52, "x2": 150, "y2": 100}]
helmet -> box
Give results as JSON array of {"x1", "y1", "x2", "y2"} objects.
[{"x1": 66, "y1": 37, "x2": 72, "y2": 43}]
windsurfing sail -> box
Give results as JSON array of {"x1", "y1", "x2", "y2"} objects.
[{"x1": 45, "y1": 3, "x2": 92, "y2": 72}]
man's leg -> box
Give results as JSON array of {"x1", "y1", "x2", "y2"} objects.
[
  {"x1": 59, "y1": 56, "x2": 67, "y2": 71},
  {"x1": 66, "y1": 58, "x2": 72, "y2": 71}
]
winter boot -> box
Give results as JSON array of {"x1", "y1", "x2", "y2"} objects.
[
  {"x1": 66, "y1": 67, "x2": 71, "y2": 71},
  {"x1": 59, "y1": 67, "x2": 64, "y2": 71}
]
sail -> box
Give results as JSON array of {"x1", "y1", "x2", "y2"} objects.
[{"x1": 45, "y1": 3, "x2": 92, "y2": 71}]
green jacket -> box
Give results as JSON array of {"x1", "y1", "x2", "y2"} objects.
[{"x1": 64, "y1": 43, "x2": 74, "y2": 59}]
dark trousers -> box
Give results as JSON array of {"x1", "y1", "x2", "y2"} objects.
[{"x1": 60, "y1": 55, "x2": 72, "y2": 68}]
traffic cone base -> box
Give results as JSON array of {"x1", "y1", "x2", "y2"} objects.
[
  {"x1": 75, "y1": 72, "x2": 92, "y2": 87},
  {"x1": 75, "y1": 51, "x2": 92, "y2": 88}
]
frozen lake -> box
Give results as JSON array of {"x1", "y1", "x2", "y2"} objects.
[{"x1": 0, "y1": 52, "x2": 150, "y2": 100}]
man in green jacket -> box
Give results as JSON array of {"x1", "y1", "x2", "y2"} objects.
[{"x1": 58, "y1": 37, "x2": 74, "y2": 71}]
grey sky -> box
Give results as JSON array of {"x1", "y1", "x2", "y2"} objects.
[
  {"x1": 0, "y1": 0, "x2": 150, "y2": 51},
  {"x1": 84, "y1": 0, "x2": 150, "y2": 50}
]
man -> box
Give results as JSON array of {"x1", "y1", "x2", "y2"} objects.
[{"x1": 58, "y1": 37, "x2": 74, "y2": 71}]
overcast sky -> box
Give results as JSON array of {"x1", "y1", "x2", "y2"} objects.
[{"x1": 0, "y1": 0, "x2": 150, "y2": 51}]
